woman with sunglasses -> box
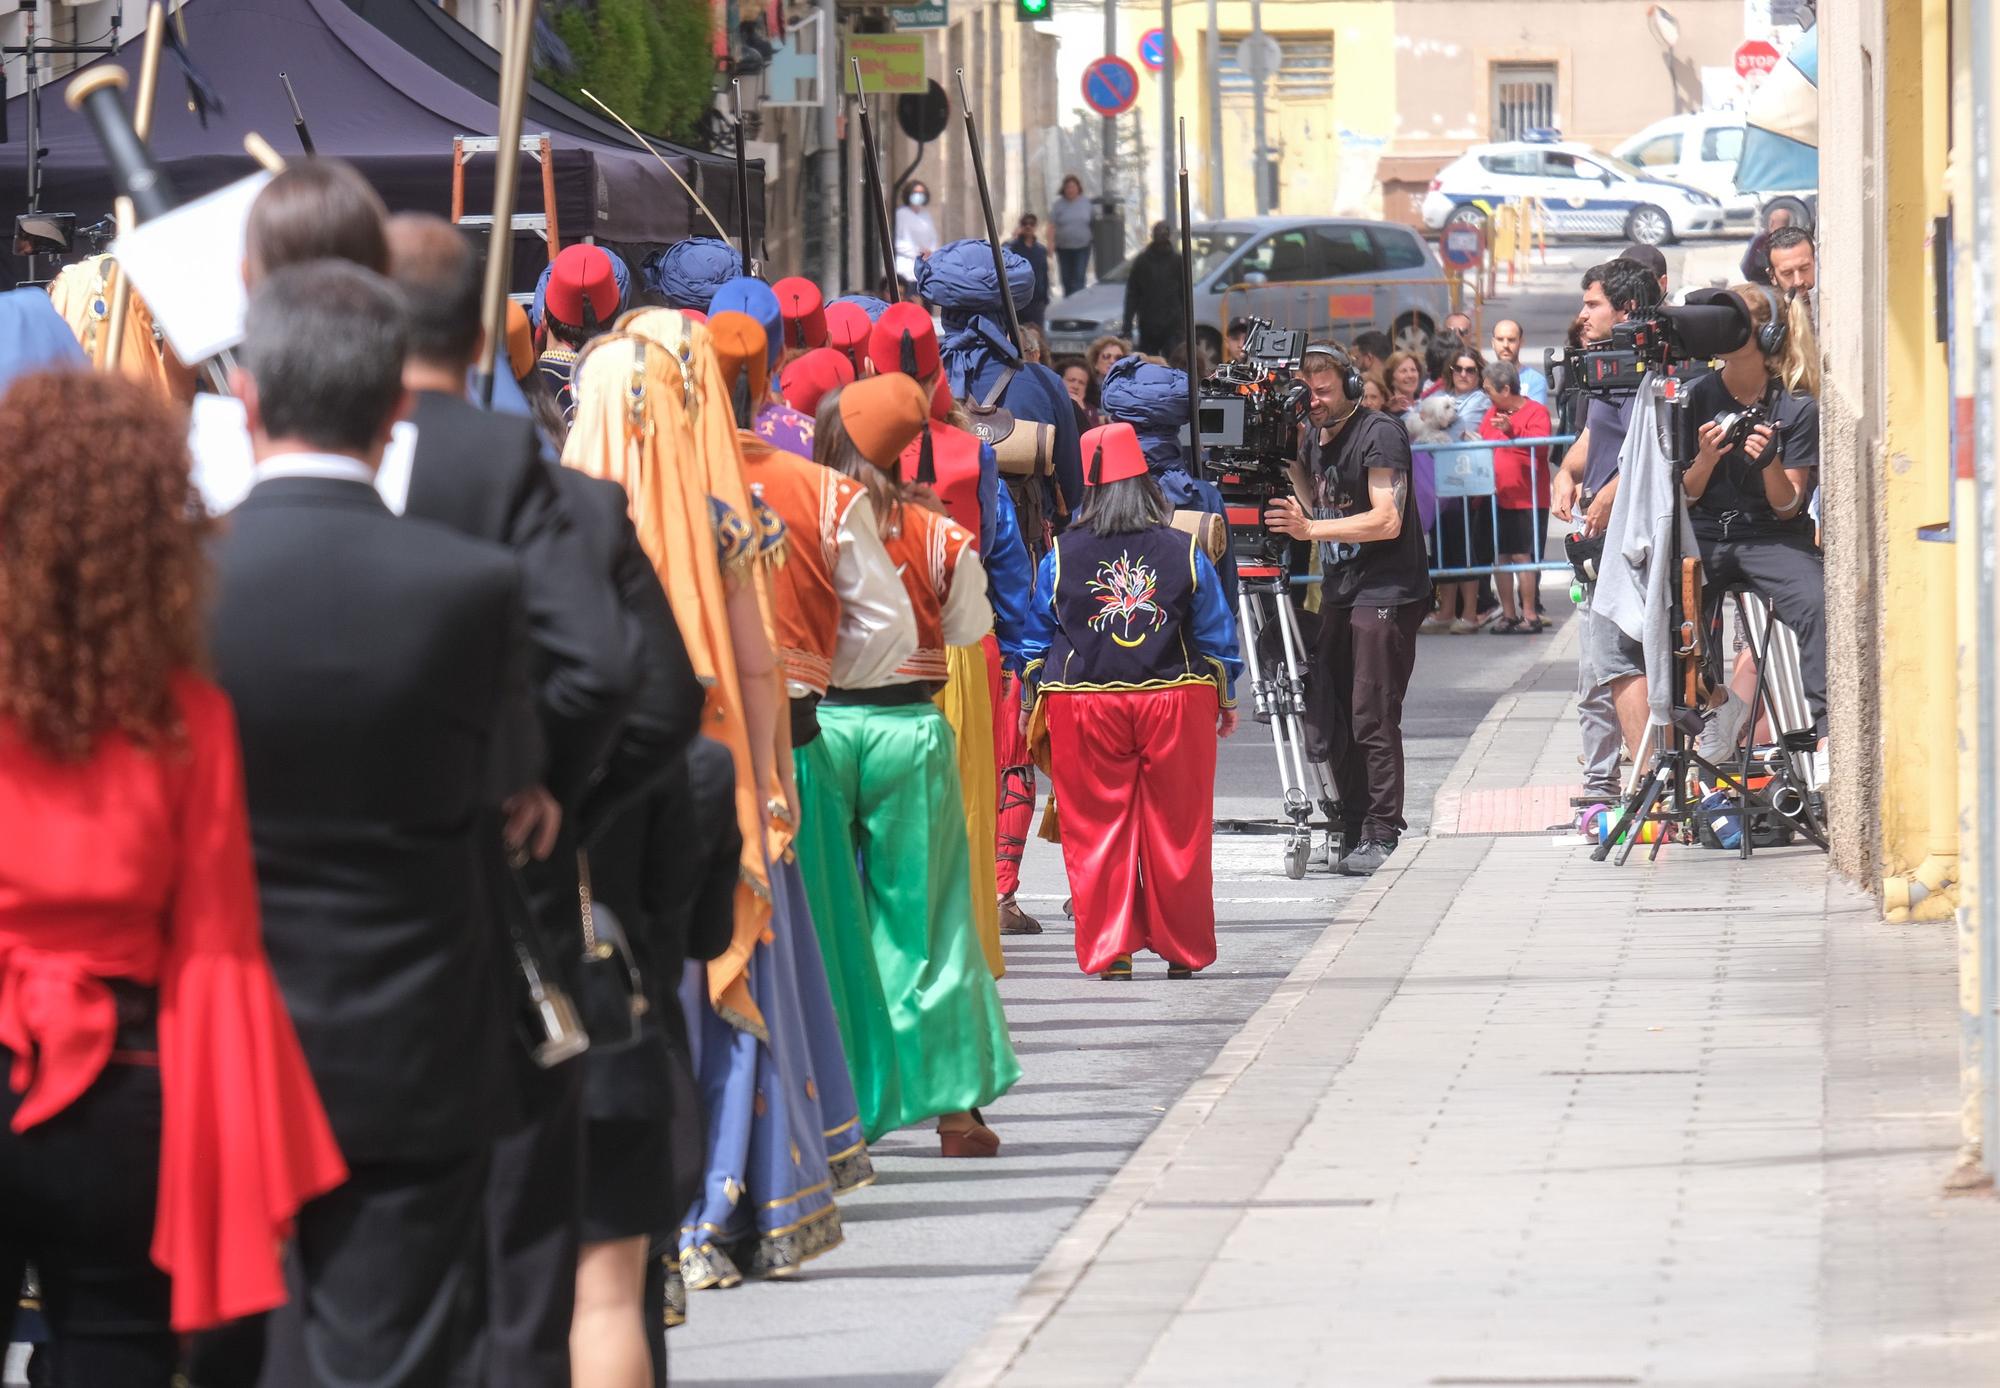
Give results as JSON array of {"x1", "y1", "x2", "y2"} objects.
[{"x1": 1426, "y1": 345, "x2": 1493, "y2": 633}]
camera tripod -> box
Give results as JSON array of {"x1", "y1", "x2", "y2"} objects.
[{"x1": 1226, "y1": 555, "x2": 1339, "y2": 880}]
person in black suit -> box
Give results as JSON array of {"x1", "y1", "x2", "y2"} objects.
[
  {"x1": 385, "y1": 213, "x2": 635, "y2": 1388},
  {"x1": 205, "y1": 262, "x2": 539, "y2": 1387}
]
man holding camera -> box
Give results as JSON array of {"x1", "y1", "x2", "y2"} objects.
[
  {"x1": 1552, "y1": 260, "x2": 1663, "y2": 794},
  {"x1": 1264, "y1": 344, "x2": 1430, "y2": 876}
]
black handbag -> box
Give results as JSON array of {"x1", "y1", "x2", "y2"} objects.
[{"x1": 574, "y1": 851, "x2": 648, "y2": 1054}]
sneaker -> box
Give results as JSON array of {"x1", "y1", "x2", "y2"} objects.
[
  {"x1": 1337, "y1": 839, "x2": 1396, "y2": 876},
  {"x1": 1419, "y1": 617, "x2": 1452, "y2": 635},
  {"x1": 998, "y1": 896, "x2": 1043, "y2": 935},
  {"x1": 1448, "y1": 618, "x2": 1478, "y2": 635},
  {"x1": 1695, "y1": 692, "x2": 1754, "y2": 763}
]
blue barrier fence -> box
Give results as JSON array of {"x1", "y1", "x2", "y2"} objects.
[{"x1": 1416, "y1": 433, "x2": 1577, "y2": 580}]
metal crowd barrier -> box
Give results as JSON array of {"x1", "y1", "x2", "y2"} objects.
[{"x1": 1415, "y1": 433, "x2": 1577, "y2": 580}]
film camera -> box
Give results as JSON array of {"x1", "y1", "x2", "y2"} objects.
[
  {"x1": 1546, "y1": 288, "x2": 1756, "y2": 407},
  {"x1": 1190, "y1": 319, "x2": 1309, "y2": 481}
]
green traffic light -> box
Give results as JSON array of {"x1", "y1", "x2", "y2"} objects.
[{"x1": 1015, "y1": 0, "x2": 1050, "y2": 20}]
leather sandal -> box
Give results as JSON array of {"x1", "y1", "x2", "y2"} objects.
[
  {"x1": 1100, "y1": 953, "x2": 1133, "y2": 981},
  {"x1": 998, "y1": 896, "x2": 1043, "y2": 935},
  {"x1": 937, "y1": 1116, "x2": 1001, "y2": 1158}
]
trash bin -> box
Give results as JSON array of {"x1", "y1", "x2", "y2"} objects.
[{"x1": 1092, "y1": 197, "x2": 1125, "y2": 282}]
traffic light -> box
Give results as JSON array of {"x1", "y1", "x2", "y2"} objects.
[{"x1": 1015, "y1": 0, "x2": 1050, "y2": 22}]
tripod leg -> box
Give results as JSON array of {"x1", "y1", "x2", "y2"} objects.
[{"x1": 1614, "y1": 770, "x2": 1667, "y2": 867}]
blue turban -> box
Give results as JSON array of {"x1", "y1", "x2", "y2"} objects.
[
  {"x1": 709, "y1": 277, "x2": 783, "y2": 367},
  {"x1": 0, "y1": 287, "x2": 88, "y2": 395},
  {"x1": 829, "y1": 294, "x2": 889, "y2": 322},
  {"x1": 644, "y1": 237, "x2": 743, "y2": 311},
  {"x1": 531, "y1": 246, "x2": 630, "y2": 329},
  {"x1": 914, "y1": 239, "x2": 1034, "y2": 316},
  {"x1": 1098, "y1": 355, "x2": 1191, "y2": 470}
]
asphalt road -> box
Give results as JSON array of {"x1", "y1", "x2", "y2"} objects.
[{"x1": 668, "y1": 602, "x2": 1574, "y2": 1388}]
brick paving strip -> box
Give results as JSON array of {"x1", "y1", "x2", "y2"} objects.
[{"x1": 943, "y1": 640, "x2": 2000, "y2": 1388}]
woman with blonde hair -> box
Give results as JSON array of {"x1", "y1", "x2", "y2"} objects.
[
  {"x1": 1679, "y1": 283, "x2": 1827, "y2": 747},
  {"x1": 1087, "y1": 333, "x2": 1131, "y2": 385}
]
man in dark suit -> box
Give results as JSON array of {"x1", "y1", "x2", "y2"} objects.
[
  {"x1": 385, "y1": 213, "x2": 634, "y2": 1388},
  {"x1": 207, "y1": 261, "x2": 539, "y2": 1386}
]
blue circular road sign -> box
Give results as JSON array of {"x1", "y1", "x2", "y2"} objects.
[{"x1": 1083, "y1": 56, "x2": 1140, "y2": 117}]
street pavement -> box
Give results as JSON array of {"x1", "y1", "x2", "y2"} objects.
[
  {"x1": 667, "y1": 598, "x2": 1576, "y2": 1387},
  {"x1": 947, "y1": 624, "x2": 2000, "y2": 1388}
]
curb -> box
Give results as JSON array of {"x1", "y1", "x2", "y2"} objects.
[{"x1": 940, "y1": 632, "x2": 1581, "y2": 1386}]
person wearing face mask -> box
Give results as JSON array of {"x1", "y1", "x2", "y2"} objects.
[{"x1": 895, "y1": 182, "x2": 941, "y2": 294}]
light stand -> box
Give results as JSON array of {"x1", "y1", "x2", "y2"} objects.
[{"x1": 7, "y1": 2, "x2": 122, "y2": 286}]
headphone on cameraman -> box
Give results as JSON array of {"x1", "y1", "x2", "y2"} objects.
[
  {"x1": 1304, "y1": 340, "x2": 1364, "y2": 403},
  {"x1": 1747, "y1": 282, "x2": 1787, "y2": 357}
]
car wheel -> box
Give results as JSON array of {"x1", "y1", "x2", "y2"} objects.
[
  {"x1": 1764, "y1": 195, "x2": 1814, "y2": 234},
  {"x1": 1624, "y1": 205, "x2": 1673, "y2": 247},
  {"x1": 1444, "y1": 204, "x2": 1487, "y2": 233},
  {"x1": 1391, "y1": 312, "x2": 1434, "y2": 356}
]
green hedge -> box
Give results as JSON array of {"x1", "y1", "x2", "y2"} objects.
[{"x1": 543, "y1": 0, "x2": 717, "y2": 142}]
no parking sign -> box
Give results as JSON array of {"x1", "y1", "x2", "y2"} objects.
[
  {"x1": 1082, "y1": 56, "x2": 1139, "y2": 118},
  {"x1": 1441, "y1": 222, "x2": 1485, "y2": 270}
]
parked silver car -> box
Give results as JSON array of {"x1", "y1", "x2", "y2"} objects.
[{"x1": 1044, "y1": 216, "x2": 1454, "y2": 359}]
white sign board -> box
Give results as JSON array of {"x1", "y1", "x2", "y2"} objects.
[{"x1": 112, "y1": 171, "x2": 272, "y2": 366}]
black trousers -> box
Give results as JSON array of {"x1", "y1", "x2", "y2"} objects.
[
  {"x1": 1697, "y1": 529, "x2": 1827, "y2": 736},
  {"x1": 189, "y1": 1151, "x2": 489, "y2": 1388},
  {"x1": 0, "y1": 1056, "x2": 176, "y2": 1388},
  {"x1": 479, "y1": 1051, "x2": 584, "y2": 1388},
  {"x1": 1309, "y1": 598, "x2": 1428, "y2": 843}
]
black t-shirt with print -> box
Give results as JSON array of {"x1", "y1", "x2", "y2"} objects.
[{"x1": 1306, "y1": 407, "x2": 1433, "y2": 609}]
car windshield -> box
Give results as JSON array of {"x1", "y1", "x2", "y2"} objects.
[
  {"x1": 1097, "y1": 229, "x2": 1251, "y2": 284},
  {"x1": 1593, "y1": 152, "x2": 1650, "y2": 180}
]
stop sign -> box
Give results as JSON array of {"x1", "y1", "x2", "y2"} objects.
[{"x1": 1735, "y1": 39, "x2": 1782, "y2": 79}]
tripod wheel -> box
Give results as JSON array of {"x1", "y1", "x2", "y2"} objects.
[{"x1": 1284, "y1": 837, "x2": 1310, "y2": 881}]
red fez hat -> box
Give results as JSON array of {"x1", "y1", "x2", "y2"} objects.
[
  {"x1": 780, "y1": 348, "x2": 856, "y2": 418},
  {"x1": 1081, "y1": 422, "x2": 1150, "y2": 487},
  {"x1": 824, "y1": 302, "x2": 872, "y2": 373},
  {"x1": 544, "y1": 244, "x2": 620, "y2": 333},
  {"x1": 838, "y1": 374, "x2": 932, "y2": 471},
  {"x1": 868, "y1": 301, "x2": 941, "y2": 380},
  {"x1": 680, "y1": 308, "x2": 709, "y2": 326},
  {"x1": 928, "y1": 375, "x2": 953, "y2": 422},
  {"x1": 706, "y1": 311, "x2": 770, "y2": 407},
  {"x1": 773, "y1": 276, "x2": 827, "y2": 350}
]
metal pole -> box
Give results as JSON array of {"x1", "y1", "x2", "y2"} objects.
[
  {"x1": 1101, "y1": 0, "x2": 1116, "y2": 198},
  {"x1": 1972, "y1": 0, "x2": 2000, "y2": 1180},
  {"x1": 1204, "y1": 0, "x2": 1222, "y2": 217},
  {"x1": 851, "y1": 57, "x2": 901, "y2": 301},
  {"x1": 813, "y1": 1, "x2": 840, "y2": 288},
  {"x1": 732, "y1": 79, "x2": 755, "y2": 271},
  {"x1": 1159, "y1": 0, "x2": 1174, "y2": 232},
  {"x1": 474, "y1": 0, "x2": 536, "y2": 407},
  {"x1": 1249, "y1": 0, "x2": 1270, "y2": 214}
]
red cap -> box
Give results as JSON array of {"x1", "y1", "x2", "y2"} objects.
[
  {"x1": 779, "y1": 347, "x2": 856, "y2": 419},
  {"x1": 680, "y1": 309, "x2": 708, "y2": 326},
  {"x1": 824, "y1": 302, "x2": 872, "y2": 373},
  {"x1": 544, "y1": 244, "x2": 620, "y2": 332},
  {"x1": 1081, "y1": 422, "x2": 1150, "y2": 487},
  {"x1": 772, "y1": 276, "x2": 827, "y2": 350},
  {"x1": 868, "y1": 301, "x2": 941, "y2": 380},
  {"x1": 928, "y1": 375, "x2": 953, "y2": 422}
]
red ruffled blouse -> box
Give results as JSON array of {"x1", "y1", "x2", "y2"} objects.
[{"x1": 0, "y1": 673, "x2": 347, "y2": 1331}]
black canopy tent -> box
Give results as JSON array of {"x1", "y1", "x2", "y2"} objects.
[{"x1": 0, "y1": 0, "x2": 759, "y2": 279}]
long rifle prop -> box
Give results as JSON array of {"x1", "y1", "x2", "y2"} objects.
[
  {"x1": 280, "y1": 72, "x2": 315, "y2": 156},
  {"x1": 732, "y1": 79, "x2": 756, "y2": 275},
  {"x1": 1178, "y1": 118, "x2": 1202, "y2": 476},
  {"x1": 579, "y1": 87, "x2": 730, "y2": 242},
  {"x1": 474, "y1": 0, "x2": 537, "y2": 408},
  {"x1": 850, "y1": 58, "x2": 900, "y2": 302},
  {"x1": 100, "y1": 1, "x2": 168, "y2": 373},
  {"x1": 952, "y1": 68, "x2": 1023, "y2": 354}
]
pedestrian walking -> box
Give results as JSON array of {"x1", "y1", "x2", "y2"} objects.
[
  {"x1": 0, "y1": 370, "x2": 344, "y2": 1383},
  {"x1": 895, "y1": 181, "x2": 941, "y2": 295},
  {"x1": 1050, "y1": 174, "x2": 1095, "y2": 298},
  {"x1": 1006, "y1": 215, "x2": 1051, "y2": 327},
  {"x1": 1021, "y1": 423, "x2": 1242, "y2": 979},
  {"x1": 797, "y1": 374, "x2": 1021, "y2": 1156},
  {"x1": 1121, "y1": 221, "x2": 1188, "y2": 357}
]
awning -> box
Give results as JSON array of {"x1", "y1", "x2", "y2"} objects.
[{"x1": 1735, "y1": 24, "x2": 1818, "y2": 194}]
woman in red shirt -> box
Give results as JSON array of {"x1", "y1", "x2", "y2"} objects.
[
  {"x1": 1478, "y1": 359, "x2": 1554, "y2": 633},
  {"x1": 0, "y1": 371, "x2": 345, "y2": 1384}
]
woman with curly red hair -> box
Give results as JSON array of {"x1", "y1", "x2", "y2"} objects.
[{"x1": 0, "y1": 370, "x2": 346, "y2": 1384}]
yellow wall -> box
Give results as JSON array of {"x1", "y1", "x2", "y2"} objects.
[{"x1": 1875, "y1": 0, "x2": 1957, "y2": 883}]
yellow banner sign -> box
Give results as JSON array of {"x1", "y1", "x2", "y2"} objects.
[{"x1": 844, "y1": 35, "x2": 927, "y2": 95}]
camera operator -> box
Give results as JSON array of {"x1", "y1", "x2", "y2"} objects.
[
  {"x1": 1680, "y1": 283, "x2": 1826, "y2": 744},
  {"x1": 1551, "y1": 259, "x2": 1663, "y2": 795},
  {"x1": 1263, "y1": 344, "x2": 1430, "y2": 876}
]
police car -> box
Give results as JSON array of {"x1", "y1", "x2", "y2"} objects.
[{"x1": 1421, "y1": 135, "x2": 1726, "y2": 246}]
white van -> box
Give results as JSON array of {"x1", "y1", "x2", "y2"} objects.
[{"x1": 1613, "y1": 113, "x2": 1760, "y2": 224}]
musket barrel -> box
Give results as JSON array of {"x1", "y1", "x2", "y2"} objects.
[
  {"x1": 65, "y1": 69, "x2": 176, "y2": 223},
  {"x1": 952, "y1": 68, "x2": 1023, "y2": 351}
]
